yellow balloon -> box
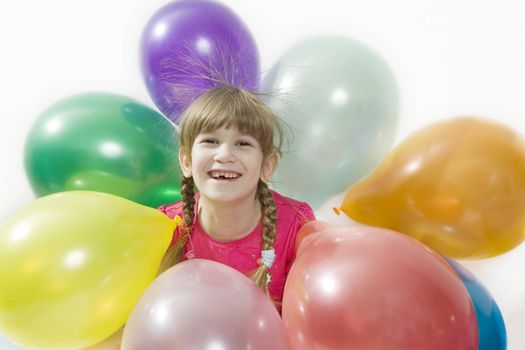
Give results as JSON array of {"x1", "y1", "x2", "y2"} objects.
[
  {"x1": 85, "y1": 328, "x2": 123, "y2": 350},
  {"x1": 339, "y1": 117, "x2": 525, "y2": 259},
  {"x1": 0, "y1": 191, "x2": 179, "y2": 350}
]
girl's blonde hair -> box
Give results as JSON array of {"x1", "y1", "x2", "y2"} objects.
[{"x1": 160, "y1": 86, "x2": 287, "y2": 296}]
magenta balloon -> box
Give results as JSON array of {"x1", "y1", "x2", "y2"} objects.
[
  {"x1": 140, "y1": 0, "x2": 260, "y2": 123},
  {"x1": 283, "y1": 226, "x2": 478, "y2": 350},
  {"x1": 121, "y1": 259, "x2": 286, "y2": 350}
]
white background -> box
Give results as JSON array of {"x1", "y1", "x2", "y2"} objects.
[{"x1": 1, "y1": 0, "x2": 524, "y2": 349}]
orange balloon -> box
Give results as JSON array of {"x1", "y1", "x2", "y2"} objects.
[{"x1": 339, "y1": 117, "x2": 525, "y2": 258}]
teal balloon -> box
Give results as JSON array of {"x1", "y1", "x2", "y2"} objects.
[
  {"x1": 447, "y1": 258, "x2": 507, "y2": 350},
  {"x1": 261, "y1": 36, "x2": 400, "y2": 207},
  {"x1": 25, "y1": 93, "x2": 181, "y2": 207}
]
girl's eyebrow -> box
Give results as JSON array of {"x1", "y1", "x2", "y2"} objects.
[
  {"x1": 238, "y1": 133, "x2": 256, "y2": 139},
  {"x1": 196, "y1": 132, "x2": 216, "y2": 138}
]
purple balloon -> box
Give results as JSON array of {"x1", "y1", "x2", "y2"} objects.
[
  {"x1": 121, "y1": 259, "x2": 287, "y2": 350},
  {"x1": 140, "y1": 0, "x2": 260, "y2": 123}
]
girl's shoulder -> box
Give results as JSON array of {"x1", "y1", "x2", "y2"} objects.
[
  {"x1": 271, "y1": 190, "x2": 316, "y2": 223},
  {"x1": 158, "y1": 194, "x2": 200, "y2": 219},
  {"x1": 158, "y1": 201, "x2": 184, "y2": 219}
]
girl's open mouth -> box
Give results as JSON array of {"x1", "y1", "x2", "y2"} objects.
[{"x1": 207, "y1": 170, "x2": 242, "y2": 181}]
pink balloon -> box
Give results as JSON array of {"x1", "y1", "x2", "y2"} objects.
[
  {"x1": 283, "y1": 226, "x2": 478, "y2": 350},
  {"x1": 121, "y1": 259, "x2": 286, "y2": 350},
  {"x1": 295, "y1": 220, "x2": 335, "y2": 252}
]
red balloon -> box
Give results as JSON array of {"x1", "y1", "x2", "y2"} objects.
[
  {"x1": 283, "y1": 226, "x2": 478, "y2": 350},
  {"x1": 295, "y1": 220, "x2": 335, "y2": 252}
]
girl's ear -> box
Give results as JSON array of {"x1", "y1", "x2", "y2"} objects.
[
  {"x1": 179, "y1": 148, "x2": 192, "y2": 177},
  {"x1": 261, "y1": 151, "x2": 278, "y2": 183}
]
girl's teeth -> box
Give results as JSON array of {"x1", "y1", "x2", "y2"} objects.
[{"x1": 210, "y1": 171, "x2": 239, "y2": 179}]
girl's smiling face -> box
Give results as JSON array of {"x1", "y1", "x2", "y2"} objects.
[{"x1": 179, "y1": 127, "x2": 276, "y2": 204}]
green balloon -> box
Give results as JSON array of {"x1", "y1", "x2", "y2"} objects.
[
  {"x1": 132, "y1": 182, "x2": 182, "y2": 209},
  {"x1": 25, "y1": 92, "x2": 181, "y2": 207},
  {"x1": 261, "y1": 36, "x2": 400, "y2": 208}
]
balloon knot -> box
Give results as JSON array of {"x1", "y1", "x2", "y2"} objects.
[{"x1": 173, "y1": 215, "x2": 183, "y2": 227}]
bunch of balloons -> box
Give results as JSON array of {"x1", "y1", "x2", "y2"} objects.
[
  {"x1": 336, "y1": 116, "x2": 525, "y2": 349},
  {"x1": 23, "y1": 1, "x2": 400, "y2": 210},
  {"x1": 2, "y1": 0, "x2": 515, "y2": 349}
]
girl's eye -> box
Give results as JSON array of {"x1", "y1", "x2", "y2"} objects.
[
  {"x1": 237, "y1": 140, "x2": 252, "y2": 147},
  {"x1": 200, "y1": 138, "x2": 218, "y2": 144}
]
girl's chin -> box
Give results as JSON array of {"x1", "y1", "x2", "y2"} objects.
[
  {"x1": 208, "y1": 177, "x2": 239, "y2": 184},
  {"x1": 198, "y1": 187, "x2": 257, "y2": 204}
]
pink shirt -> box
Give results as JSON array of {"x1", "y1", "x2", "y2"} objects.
[{"x1": 158, "y1": 190, "x2": 315, "y2": 303}]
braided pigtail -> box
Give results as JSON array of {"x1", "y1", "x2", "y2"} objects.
[
  {"x1": 180, "y1": 176, "x2": 196, "y2": 233},
  {"x1": 251, "y1": 181, "x2": 278, "y2": 295},
  {"x1": 158, "y1": 176, "x2": 196, "y2": 274}
]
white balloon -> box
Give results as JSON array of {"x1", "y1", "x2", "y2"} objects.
[{"x1": 0, "y1": 333, "x2": 22, "y2": 350}]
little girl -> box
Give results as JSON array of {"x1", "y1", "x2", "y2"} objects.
[{"x1": 159, "y1": 86, "x2": 315, "y2": 306}]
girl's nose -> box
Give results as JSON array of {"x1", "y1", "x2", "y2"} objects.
[{"x1": 213, "y1": 143, "x2": 236, "y2": 162}]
